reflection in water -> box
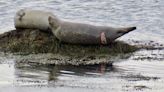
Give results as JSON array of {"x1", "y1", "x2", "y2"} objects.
[
  {"x1": 14, "y1": 62, "x2": 121, "y2": 87},
  {"x1": 0, "y1": 0, "x2": 164, "y2": 91},
  {"x1": 15, "y1": 63, "x2": 115, "y2": 85},
  {"x1": 0, "y1": 49, "x2": 164, "y2": 92},
  {"x1": 14, "y1": 56, "x2": 163, "y2": 87}
]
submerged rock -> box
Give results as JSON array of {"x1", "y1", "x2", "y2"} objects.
[{"x1": 0, "y1": 29, "x2": 139, "y2": 65}]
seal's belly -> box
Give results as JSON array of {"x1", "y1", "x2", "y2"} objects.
[
  {"x1": 57, "y1": 22, "x2": 111, "y2": 44},
  {"x1": 58, "y1": 29, "x2": 101, "y2": 44}
]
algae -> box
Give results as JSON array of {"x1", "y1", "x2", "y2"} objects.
[
  {"x1": 0, "y1": 29, "x2": 139, "y2": 65},
  {"x1": 0, "y1": 29, "x2": 138, "y2": 55}
]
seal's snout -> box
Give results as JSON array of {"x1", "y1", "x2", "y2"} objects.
[{"x1": 17, "y1": 9, "x2": 25, "y2": 21}]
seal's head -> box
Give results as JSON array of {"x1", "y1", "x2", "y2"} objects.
[{"x1": 15, "y1": 9, "x2": 26, "y2": 21}]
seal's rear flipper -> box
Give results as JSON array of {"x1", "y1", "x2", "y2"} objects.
[
  {"x1": 127, "y1": 27, "x2": 136, "y2": 33},
  {"x1": 117, "y1": 27, "x2": 136, "y2": 34}
]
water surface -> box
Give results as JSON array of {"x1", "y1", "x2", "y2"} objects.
[{"x1": 0, "y1": 0, "x2": 164, "y2": 92}]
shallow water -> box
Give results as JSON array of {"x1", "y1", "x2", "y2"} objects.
[
  {"x1": 0, "y1": 49, "x2": 164, "y2": 92},
  {"x1": 0, "y1": 0, "x2": 164, "y2": 92}
]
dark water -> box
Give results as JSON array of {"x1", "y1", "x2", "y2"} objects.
[{"x1": 0, "y1": 0, "x2": 164, "y2": 92}]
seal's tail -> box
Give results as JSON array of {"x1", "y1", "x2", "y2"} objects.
[
  {"x1": 127, "y1": 27, "x2": 136, "y2": 32},
  {"x1": 117, "y1": 27, "x2": 136, "y2": 34}
]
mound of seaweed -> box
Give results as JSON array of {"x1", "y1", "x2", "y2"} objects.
[{"x1": 0, "y1": 29, "x2": 139, "y2": 65}]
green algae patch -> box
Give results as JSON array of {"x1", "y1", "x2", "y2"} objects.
[{"x1": 0, "y1": 29, "x2": 139, "y2": 65}]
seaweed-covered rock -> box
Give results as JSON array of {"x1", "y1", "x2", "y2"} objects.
[{"x1": 0, "y1": 29, "x2": 139, "y2": 65}]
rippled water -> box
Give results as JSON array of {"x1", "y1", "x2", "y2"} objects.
[
  {"x1": 0, "y1": 0, "x2": 164, "y2": 92},
  {"x1": 0, "y1": 49, "x2": 164, "y2": 92}
]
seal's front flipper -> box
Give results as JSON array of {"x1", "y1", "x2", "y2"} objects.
[{"x1": 100, "y1": 32, "x2": 107, "y2": 45}]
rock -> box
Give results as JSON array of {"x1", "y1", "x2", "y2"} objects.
[{"x1": 0, "y1": 29, "x2": 139, "y2": 65}]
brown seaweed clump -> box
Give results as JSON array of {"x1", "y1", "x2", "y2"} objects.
[
  {"x1": 0, "y1": 29, "x2": 139, "y2": 65},
  {"x1": 0, "y1": 29, "x2": 139, "y2": 55}
]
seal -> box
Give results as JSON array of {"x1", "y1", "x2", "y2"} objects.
[
  {"x1": 48, "y1": 16, "x2": 136, "y2": 45},
  {"x1": 14, "y1": 9, "x2": 56, "y2": 31}
]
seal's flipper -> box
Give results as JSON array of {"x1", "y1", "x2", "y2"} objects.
[
  {"x1": 48, "y1": 16, "x2": 60, "y2": 29},
  {"x1": 117, "y1": 27, "x2": 136, "y2": 34},
  {"x1": 100, "y1": 32, "x2": 107, "y2": 45}
]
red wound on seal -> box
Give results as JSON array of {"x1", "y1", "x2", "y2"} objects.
[{"x1": 100, "y1": 32, "x2": 107, "y2": 45}]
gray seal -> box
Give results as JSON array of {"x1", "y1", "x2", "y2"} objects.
[
  {"x1": 14, "y1": 9, "x2": 55, "y2": 31},
  {"x1": 49, "y1": 16, "x2": 136, "y2": 45}
]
